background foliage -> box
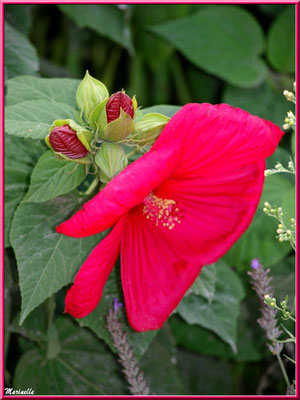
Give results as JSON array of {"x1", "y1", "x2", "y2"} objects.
[{"x1": 4, "y1": 4, "x2": 295, "y2": 395}]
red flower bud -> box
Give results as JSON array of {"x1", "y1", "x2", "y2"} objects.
[
  {"x1": 106, "y1": 91, "x2": 134, "y2": 123},
  {"x1": 49, "y1": 124, "x2": 89, "y2": 159}
]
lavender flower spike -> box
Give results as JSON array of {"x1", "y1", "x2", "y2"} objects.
[
  {"x1": 248, "y1": 259, "x2": 283, "y2": 355},
  {"x1": 113, "y1": 298, "x2": 123, "y2": 312},
  {"x1": 251, "y1": 258, "x2": 261, "y2": 270},
  {"x1": 106, "y1": 302, "x2": 150, "y2": 395}
]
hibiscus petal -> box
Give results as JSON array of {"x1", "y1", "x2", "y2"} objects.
[
  {"x1": 152, "y1": 103, "x2": 283, "y2": 179},
  {"x1": 121, "y1": 207, "x2": 203, "y2": 331},
  {"x1": 121, "y1": 161, "x2": 265, "y2": 331},
  {"x1": 154, "y1": 160, "x2": 265, "y2": 265},
  {"x1": 57, "y1": 139, "x2": 182, "y2": 237},
  {"x1": 65, "y1": 217, "x2": 125, "y2": 318}
]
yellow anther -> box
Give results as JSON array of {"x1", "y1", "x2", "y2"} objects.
[{"x1": 143, "y1": 193, "x2": 182, "y2": 229}]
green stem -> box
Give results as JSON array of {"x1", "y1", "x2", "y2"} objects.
[
  {"x1": 84, "y1": 177, "x2": 99, "y2": 196},
  {"x1": 45, "y1": 296, "x2": 56, "y2": 331},
  {"x1": 276, "y1": 306, "x2": 296, "y2": 322},
  {"x1": 103, "y1": 46, "x2": 122, "y2": 91},
  {"x1": 169, "y1": 54, "x2": 191, "y2": 104},
  {"x1": 126, "y1": 148, "x2": 140, "y2": 158},
  {"x1": 276, "y1": 353, "x2": 290, "y2": 388}
]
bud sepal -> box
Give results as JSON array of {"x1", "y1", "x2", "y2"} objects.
[
  {"x1": 100, "y1": 108, "x2": 135, "y2": 142},
  {"x1": 88, "y1": 98, "x2": 108, "y2": 133},
  {"x1": 95, "y1": 142, "x2": 128, "y2": 183}
]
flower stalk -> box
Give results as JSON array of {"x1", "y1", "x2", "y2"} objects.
[{"x1": 262, "y1": 202, "x2": 296, "y2": 250}]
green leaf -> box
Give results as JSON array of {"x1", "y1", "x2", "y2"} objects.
[
  {"x1": 77, "y1": 267, "x2": 157, "y2": 360},
  {"x1": 282, "y1": 186, "x2": 295, "y2": 222},
  {"x1": 140, "y1": 325, "x2": 186, "y2": 394},
  {"x1": 57, "y1": 4, "x2": 133, "y2": 52},
  {"x1": 134, "y1": 4, "x2": 191, "y2": 72},
  {"x1": 13, "y1": 317, "x2": 127, "y2": 395},
  {"x1": 4, "y1": 135, "x2": 44, "y2": 247},
  {"x1": 176, "y1": 349, "x2": 235, "y2": 395},
  {"x1": 150, "y1": 6, "x2": 266, "y2": 88},
  {"x1": 6, "y1": 76, "x2": 80, "y2": 107},
  {"x1": 171, "y1": 315, "x2": 234, "y2": 359},
  {"x1": 5, "y1": 21, "x2": 39, "y2": 80},
  {"x1": 271, "y1": 255, "x2": 295, "y2": 302},
  {"x1": 24, "y1": 151, "x2": 87, "y2": 203},
  {"x1": 10, "y1": 193, "x2": 104, "y2": 324},
  {"x1": 258, "y1": 4, "x2": 285, "y2": 17},
  {"x1": 5, "y1": 100, "x2": 76, "y2": 139},
  {"x1": 177, "y1": 260, "x2": 245, "y2": 352},
  {"x1": 170, "y1": 300, "x2": 265, "y2": 363},
  {"x1": 9, "y1": 307, "x2": 47, "y2": 343},
  {"x1": 186, "y1": 264, "x2": 216, "y2": 303},
  {"x1": 224, "y1": 174, "x2": 292, "y2": 270},
  {"x1": 223, "y1": 82, "x2": 292, "y2": 127},
  {"x1": 267, "y1": 6, "x2": 295, "y2": 73},
  {"x1": 141, "y1": 105, "x2": 181, "y2": 118},
  {"x1": 5, "y1": 5, "x2": 33, "y2": 35},
  {"x1": 4, "y1": 249, "x2": 16, "y2": 362}
]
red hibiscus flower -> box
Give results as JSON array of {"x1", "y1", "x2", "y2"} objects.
[{"x1": 57, "y1": 103, "x2": 283, "y2": 331}]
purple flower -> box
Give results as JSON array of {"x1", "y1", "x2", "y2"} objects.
[
  {"x1": 251, "y1": 258, "x2": 261, "y2": 270},
  {"x1": 113, "y1": 298, "x2": 123, "y2": 311}
]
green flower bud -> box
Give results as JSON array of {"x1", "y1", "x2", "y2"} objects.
[
  {"x1": 131, "y1": 113, "x2": 169, "y2": 146},
  {"x1": 46, "y1": 119, "x2": 92, "y2": 164},
  {"x1": 76, "y1": 71, "x2": 109, "y2": 119},
  {"x1": 101, "y1": 108, "x2": 135, "y2": 142},
  {"x1": 95, "y1": 142, "x2": 128, "y2": 183}
]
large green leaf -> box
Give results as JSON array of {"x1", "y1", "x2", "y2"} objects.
[
  {"x1": 150, "y1": 6, "x2": 266, "y2": 88},
  {"x1": 223, "y1": 82, "x2": 291, "y2": 127},
  {"x1": 224, "y1": 174, "x2": 292, "y2": 270},
  {"x1": 176, "y1": 349, "x2": 235, "y2": 395},
  {"x1": 24, "y1": 151, "x2": 87, "y2": 203},
  {"x1": 77, "y1": 267, "x2": 157, "y2": 360},
  {"x1": 57, "y1": 4, "x2": 133, "y2": 52},
  {"x1": 186, "y1": 264, "x2": 216, "y2": 303},
  {"x1": 13, "y1": 317, "x2": 127, "y2": 395},
  {"x1": 140, "y1": 325, "x2": 186, "y2": 394},
  {"x1": 5, "y1": 100, "x2": 76, "y2": 139},
  {"x1": 134, "y1": 4, "x2": 191, "y2": 72},
  {"x1": 267, "y1": 6, "x2": 295, "y2": 73},
  {"x1": 8, "y1": 306, "x2": 47, "y2": 344},
  {"x1": 5, "y1": 76, "x2": 80, "y2": 107},
  {"x1": 10, "y1": 193, "x2": 103, "y2": 324},
  {"x1": 170, "y1": 300, "x2": 265, "y2": 363},
  {"x1": 177, "y1": 260, "x2": 245, "y2": 352},
  {"x1": 4, "y1": 135, "x2": 44, "y2": 247},
  {"x1": 5, "y1": 21, "x2": 39, "y2": 80}
]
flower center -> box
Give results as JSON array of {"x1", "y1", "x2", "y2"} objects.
[{"x1": 143, "y1": 193, "x2": 182, "y2": 230}]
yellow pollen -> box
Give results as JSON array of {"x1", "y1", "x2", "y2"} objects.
[{"x1": 143, "y1": 193, "x2": 182, "y2": 230}]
